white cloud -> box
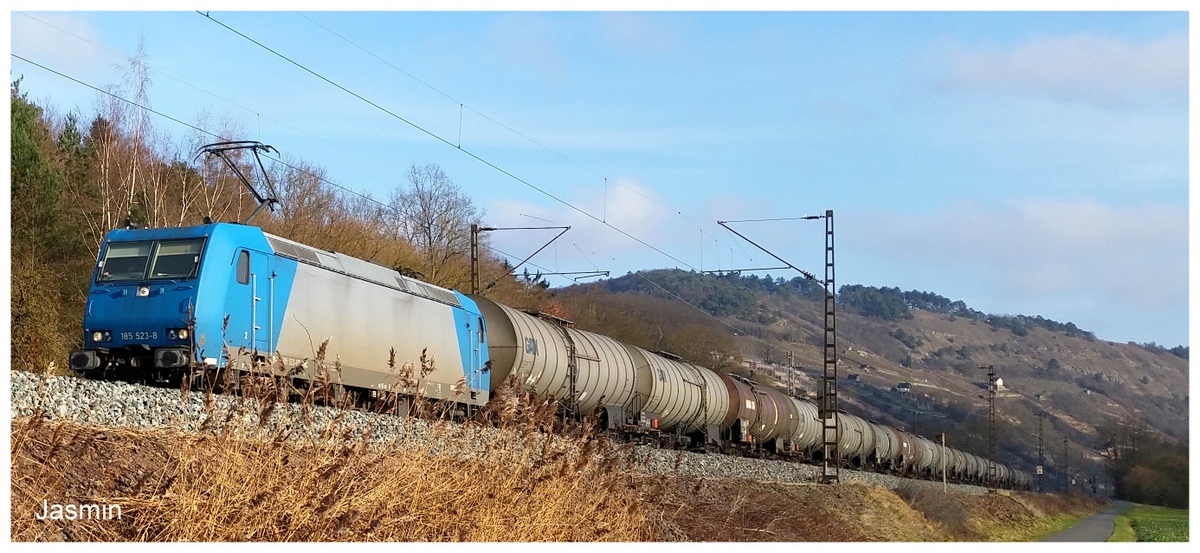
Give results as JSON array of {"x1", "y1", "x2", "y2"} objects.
[
  {"x1": 483, "y1": 177, "x2": 698, "y2": 278},
  {"x1": 939, "y1": 32, "x2": 1187, "y2": 108},
  {"x1": 11, "y1": 12, "x2": 109, "y2": 72},
  {"x1": 844, "y1": 199, "x2": 1188, "y2": 313}
]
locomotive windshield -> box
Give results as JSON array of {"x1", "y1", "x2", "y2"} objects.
[{"x1": 97, "y1": 238, "x2": 205, "y2": 282}]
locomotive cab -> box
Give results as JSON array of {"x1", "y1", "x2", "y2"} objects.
[
  {"x1": 70, "y1": 228, "x2": 207, "y2": 378},
  {"x1": 69, "y1": 223, "x2": 276, "y2": 381}
]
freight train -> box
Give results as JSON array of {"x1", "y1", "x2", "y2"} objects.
[{"x1": 69, "y1": 221, "x2": 1031, "y2": 490}]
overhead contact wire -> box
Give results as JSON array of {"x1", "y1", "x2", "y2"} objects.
[
  {"x1": 14, "y1": 11, "x2": 398, "y2": 173},
  {"x1": 11, "y1": 52, "x2": 584, "y2": 292},
  {"x1": 266, "y1": 11, "x2": 744, "y2": 271},
  {"x1": 198, "y1": 12, "x2": 700, "y2": 272}
]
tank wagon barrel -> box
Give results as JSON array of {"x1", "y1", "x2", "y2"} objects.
[
  {"x1": 787, "y1": 398, "x2": 823, "y2": 453},
  {"x1": 718, "y1": 373, "x2": 755, "y2": 433},
  {"x1": 867, "y1": 421, "x2": 897, "y2": 469},
  {"x1": 893, "y1": 429, "x2": 915, "y2": 472},
  {"x1": 970, "y1": 454, "x2": 986, "y2": 481},
  {"x1": 624, "y1": 344, "x2": 728, "y2": 435},
  {"x1": 744, "y1": 381, "x2": 787, "y2": 445},
  {"x1": 949, "y1": 448, "x2": 966, "y2": 479},
  {"x1": 835, "y1": 412, "x2": 876, "y2": 468},
  {"x1": 469, "y1": 296, "x2": 636, "y2": 418}
]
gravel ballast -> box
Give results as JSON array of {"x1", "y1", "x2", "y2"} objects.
[{"x1": 10, "y1": 370, "x2": 988, "y2": 494}]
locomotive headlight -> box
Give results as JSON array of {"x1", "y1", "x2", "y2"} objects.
[
  {"x1": 92, "y1": 331, "x2": 104, "y2": 342},
  {"x1": 168, "y1": 328, "x2": 190, "y2": 341},
  {"x1": 136, "y1": 286, "x2": 150, "y2": 297},
  {"x1": 178, "y1": 328, "x2": 189, "y2": 340}
]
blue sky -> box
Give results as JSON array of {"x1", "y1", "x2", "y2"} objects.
[{"x1": 7, "y1": 7, "x2": 1191, "y2": 346}]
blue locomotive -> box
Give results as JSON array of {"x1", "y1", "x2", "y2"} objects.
[{"x1": 69, "y1": 222, "x2": 491, "y2": 407}]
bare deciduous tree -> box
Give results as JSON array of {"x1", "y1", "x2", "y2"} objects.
[{"x1": 388, "y1": 162, "x2": 482, "y2": 287}]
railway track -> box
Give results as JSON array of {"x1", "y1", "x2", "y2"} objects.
[{"x1": 11, "y1": 369, "x2": 995, "y2": 495}]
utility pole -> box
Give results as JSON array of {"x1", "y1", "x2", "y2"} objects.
[
  {"x1": 1037, "y1": 412, "x2": 1045, "y2": 493},
  {"x1": 470, "y1": 224, "x2": 481, "y2": 294},
  {"x1": 980, "y1": 365, "x2": 998, "y2": 485},
  {"x1": 939, "y1": 433, "x2": 947, "y2": 493},
  {"x1": 787, "y1": 351, "x2": 794, "y2": 397},
  {"x1": 715, "y1": 211, "x2": 834, "y2": 482},
  {"x1": 468, "y1": 225, "x2": 586, "y2": 295},
  {"x1": 820, "y1": 210, "x2": 838, "y2": 484},
  {"x1": 1065, "y1": 436, "x2": 1075, "y2": 494}
]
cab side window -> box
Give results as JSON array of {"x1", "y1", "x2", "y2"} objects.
[{"x1": 236, "y1": 250, "x2": 250, "y2": 285}]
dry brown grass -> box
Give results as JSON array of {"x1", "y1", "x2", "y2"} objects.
[
  {"x1": 10, "y1": 361, "x2": 661, "y2": 542},
  {"x1": 894, "y1": 482, "x2": 1108, "y2": 541},
  {"x1": 652, "y1": 478, "x2": 947, "y2": 541},
  {"x1": 11, "y1": 358, "x2": 1108, "y2": 542}
]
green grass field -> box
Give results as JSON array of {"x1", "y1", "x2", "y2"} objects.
[{"x1": 1109, "y1": 504, "x2": 1188, "y2": 542}]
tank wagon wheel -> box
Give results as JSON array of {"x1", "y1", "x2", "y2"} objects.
[
  {"x1": 376, "y1": 393, "x2": 412, "y2": 418},
  {"x1": 326, "y1": 383, "x2": 362, "y2": 410},
  {"x1": 448, "y1": 405, "x2": 471, "y2": 422}
]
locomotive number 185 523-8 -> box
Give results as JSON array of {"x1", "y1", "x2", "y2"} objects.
[{"x1": 120, "y1": 331, "x2": 159, "y2": 341}]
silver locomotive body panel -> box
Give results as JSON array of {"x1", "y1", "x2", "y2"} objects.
[{"x1": 274, "y1": 262, "x2": 481, "y2": 403}]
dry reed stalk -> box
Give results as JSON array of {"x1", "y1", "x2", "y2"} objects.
[{"x1": 11, "y1": 353, "x2": 660, "y2": 542}]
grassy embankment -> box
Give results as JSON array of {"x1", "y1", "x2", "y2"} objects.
[
  {"x1": 1109, "y1": 504, "x2": 1189, "y2": 542},
  {"x1": 894, "y1": 481, "x2": 1105, "y2": 541}
]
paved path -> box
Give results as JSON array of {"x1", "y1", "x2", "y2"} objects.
[{"x1": 1041, "y1": 500, "x2": 1133, "y2": 542}]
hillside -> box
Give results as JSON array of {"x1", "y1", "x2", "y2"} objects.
[{"x1": 551, "y1": 269, "x2": 1189, "y2": 492}]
